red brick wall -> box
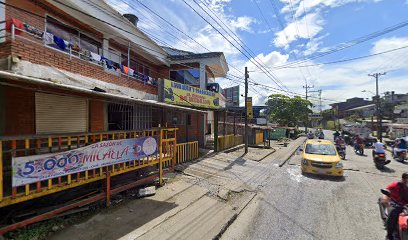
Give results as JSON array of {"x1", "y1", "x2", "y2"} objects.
[
  {"x1": 89, "y1": 100, "x2": 105, "y2": 132},
  {"x1": 10, "y1": 39, "x2": 158, "y2": 95},
  {"x1": 171, "y1": 112, "x2": 203, "y2": 143},
  {"x1": 2, "y1": 83, "x2": 108, "y2": 136},
  {"x1": 4, "y1": 0, "x2": 164, "y2": 96},
  {"x1": 4, "y1": 86, "x2": 35, "y2": 136}
]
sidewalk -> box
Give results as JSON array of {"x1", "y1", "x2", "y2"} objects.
[{"x1": 49, "y1": 137, "x2": 306, "y2": 240}]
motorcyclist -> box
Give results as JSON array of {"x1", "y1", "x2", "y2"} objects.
[
  {"x1": 333, "y1": 130, "x2": 340, "y2": 140},
  {"x1": 354, "y1": 135, "x2": 364, "y2": 152},
  {"x1": 373, "y1": 139, "x2": 386, "y2": 157},
  {"x1": 307, "y1": 130, "x2": 314, "y2": 139},
  {"x1": 385, "y1": 172, "x2": 408, "y2": 240},
  {"x1": 393, "y1": 138, "x2": 407, "y2": 157},
  {"x1": 319, "y1": 131, "x2": 325, "y2": 139},
  {"x1": 335, "y1": 136, "x2": 345, "y2": 146}
]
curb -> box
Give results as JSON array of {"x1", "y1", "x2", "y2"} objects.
[{"x1": 278, "y1": 137, "x2": 307, "y2": 167}]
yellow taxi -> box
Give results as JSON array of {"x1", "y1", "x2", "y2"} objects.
[{"x1": 301, "y1": 139, "x2": 344, "y2": 177}]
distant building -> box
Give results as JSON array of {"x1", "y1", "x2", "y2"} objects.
[
  {"x1": 383, "y1": 91, "x2": 408, "y2": 105},
  {"x1": 224, "y1": 86, "x2": 240, "y2": 107},
  {"x1": 330, "y1": 97, "x2": 372, "y2": 117},
  {"x1": 344, "y1": 104, "x2": 376, "y2": 118}
]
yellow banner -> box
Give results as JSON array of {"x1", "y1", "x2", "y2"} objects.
[
  {"x1": 164, "y1": 79, "x2": 222, "y2": 109},
  {"x1": 246, "y1": 97, "x2": 253, "y2": 119}
]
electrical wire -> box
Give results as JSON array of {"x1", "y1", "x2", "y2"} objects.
[{"x1": 184, "y1": 0, "x2": 289, "y2": 92}]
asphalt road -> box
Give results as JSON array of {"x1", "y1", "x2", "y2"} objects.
[{"x1": 239, "y1": 131, "x2": 407, "y2": 240}]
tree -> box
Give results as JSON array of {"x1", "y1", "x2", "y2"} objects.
[
  {"x1": 265, "y1": 94, "x2": 313, "y2": 126},
  {"x1": 345, "y1": 114, "x2": 359, "y2": 123}
]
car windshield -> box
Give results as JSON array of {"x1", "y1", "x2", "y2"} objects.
[{"x1": 305, "y1": 143, "x2": 337, "y2": 156}]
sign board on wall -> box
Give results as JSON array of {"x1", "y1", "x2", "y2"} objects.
[
  {"x1": 246, "y1": 97, "x2": 253, "y2": 119},
  {"x1": 163, "y1": 79, "x2": 222, "y2": 109},
  {"x1": 256, "y1": 118, "x2": 267, "y2": 125},
  {"x1": 12, "y1": 137, "x2": 158, "y2": 187}
]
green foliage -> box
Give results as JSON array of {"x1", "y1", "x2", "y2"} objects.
[
  {"x1": 265, "y1": 94, "x2": 313, "y2": 126},
  {"x1": 321, "y1": 109, "x2": 335, "y2": 121},
  {"x1": 325, "y1": 120, "x2": 336, "y2": 130},
  {"x1": 345, "y1": 114, "x2": 359, "y2": 123}
]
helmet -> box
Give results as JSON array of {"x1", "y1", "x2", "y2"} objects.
[{"x1": 403, "y1": 172, "x2": 408, "y2": 180}]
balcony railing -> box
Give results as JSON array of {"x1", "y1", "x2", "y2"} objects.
[{"x1": 4, "y1": 20, "x2": 158, "y2": 86}]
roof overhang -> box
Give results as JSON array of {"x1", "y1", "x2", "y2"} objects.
[
  {"x1": 169, "y1": 53, "x2": 229, "y2": 78},
  {"x1": 46, "y1": 0, "x2": 170, "y2": 66}
]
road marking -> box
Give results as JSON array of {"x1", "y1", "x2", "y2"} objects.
[{"x1": 286, "y1": 167, "x2": 303, "y2": 183}]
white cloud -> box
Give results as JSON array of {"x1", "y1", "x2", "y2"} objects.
[
  {"x1": 273, "y1": 12, "x2": 324, "y2": 48},
  {"x1": 230, "y1": 16, "x2": 256, "y2": 32},
  {"x1": 232, "y1": 37, "x2": 408, "y2": 106}
]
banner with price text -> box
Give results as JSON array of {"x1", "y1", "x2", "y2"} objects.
[{"x1": 12, "y1": 137, "x2": 158, "y2": 187}]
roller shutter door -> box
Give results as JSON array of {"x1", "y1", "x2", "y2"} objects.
[{"x1": 35, "y1": 93, "x2": 88, "y2": 134}]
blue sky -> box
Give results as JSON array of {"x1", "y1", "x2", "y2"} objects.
[{"x1": 108, "y1": 0, "x2": 408, "y2": 109}]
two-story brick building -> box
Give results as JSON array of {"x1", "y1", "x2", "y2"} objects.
[{"x1": 0, "y1": 0, "x2": 228, "y2": 145}]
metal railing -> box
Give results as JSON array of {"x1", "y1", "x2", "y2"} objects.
[
  {"x1": 7, "y1": 23, "x2": 157, "y2": 86},
  {"x1": 176, "y1": 141, "x2": 199, "y2": 164},
  {"x1": 217, "y1": 135, "x2": 244, "y2": 151},
  {"x1": 0, "y1": 128, "x2": 177, "y2": 208}
]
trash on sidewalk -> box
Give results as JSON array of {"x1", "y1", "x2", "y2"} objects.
[{"x1": 137, "y1": 186, "x2": 156, "y2": 198}]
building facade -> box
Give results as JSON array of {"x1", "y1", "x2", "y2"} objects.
[{"x1": 0, "y1": 0, "x2": 229, "y2": 145}]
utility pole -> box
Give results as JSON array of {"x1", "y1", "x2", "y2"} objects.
[
  {"x1": 303, "y1": 85, "x2": 314, "y2": 132},
  {"x1": 368, "y1": 72, "x2": 386, "y2": 142},
  {"x1": 244, "y1": 67, "x2": 249, "y2": 154},
  {"x1": 318, "y1": 90, "x2": 322, "y2": 113}
]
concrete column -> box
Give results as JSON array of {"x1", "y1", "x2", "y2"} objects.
[
  {"x1": 199, "y1": 63, "x2": 206, "y2": 90},
  {"x1": 102, "y1": 38, "x2": 109, "y2": 57}
]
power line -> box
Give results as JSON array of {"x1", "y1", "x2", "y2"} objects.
[
  {"x1": 268, "y1": 18, "x2": 408, "y2": 69},
  {"x1": 184, "y1": 0, "x2": 289, "y2": 92},
  {"x1": 250, "y1": 44, "x2": 408, "y2": 70}
]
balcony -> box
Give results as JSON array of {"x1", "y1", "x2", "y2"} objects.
[{"x1": 1, "y1": 19, "x2": 160, "y2": 96}]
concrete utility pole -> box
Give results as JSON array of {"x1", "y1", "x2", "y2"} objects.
[
  {"x1": 318, "y1": 90, "x2": 322, "y2": 113},
  {"x1": 303, "y1": 85, "x2": 314, "y2": 132},
  {"x1": 244, "y1": 67, "x2": 249, "y2": 154},
  {"x1": 368, "y1": 72, "x2": 386, "y2": 142}
]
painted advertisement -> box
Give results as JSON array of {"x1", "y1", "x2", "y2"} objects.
[
  {"x1": 246, "y1": 97, "x2": 253, "y2": 119},
  {"x1": 164, "y1": 79, "x2": 222, "y2": 109},
  {"x1": 12, "y1": 137, "x2": 158, "y2": 187}
]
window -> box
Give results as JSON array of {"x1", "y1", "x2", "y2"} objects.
[
  {"x1": 170, "y1": 69, "x2": 200, "y2": 85},
  {"x1": 80, "y1": 33, "x2": 101, "y2": 54},
  {"x1": 108, "y1": 103, "x2": 152, "y2": 131},
  {"x1": 305, "y1": 144, "x2": 337, "y2": 156},
  {"x1": 45, "y1": 16, "x2": 101, "y2": 56},
  {"x1": 167, "y1": 111, "x2": 185, "y2": 126}
]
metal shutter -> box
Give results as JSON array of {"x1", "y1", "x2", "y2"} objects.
[{"x1": 35, "y1": 93, "x2": 88, "y2": 134}]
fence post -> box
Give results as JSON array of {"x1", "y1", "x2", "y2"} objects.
[
  {"x1": 159, "y1": 129, "x2": 163, "y2": 186},
  {"x1": 214, "y1": 111, "x2": 219, "y2": 152},
  {"x1": 106, "y1": 168, "x2": 111, "y2": 208},
  {"x1": 172, "y1": 130, "x2": 177, "y2": 171}
]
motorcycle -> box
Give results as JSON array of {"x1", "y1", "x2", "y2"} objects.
[
  {"x1": 392, "y1": 149, "x2": 408, "y2": 163},
  {"x1": 373, "y1": 152, "x2": 390, "y2": 169},
  {"x1": 318, "y1": 132, "x2": 325, "y2": 139},
  {"x1": 378, "y1": 189, "x2": 408, "y2": 240},
  {"x1": 307, "y1": 133, "x2": 315, "y2": 139},
  {"x1": 336, "y1": 144, "x2": 346, "y2": 160},
  {"x1": 354, "y1": 143, "x2": 364, "y2": 155}
]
